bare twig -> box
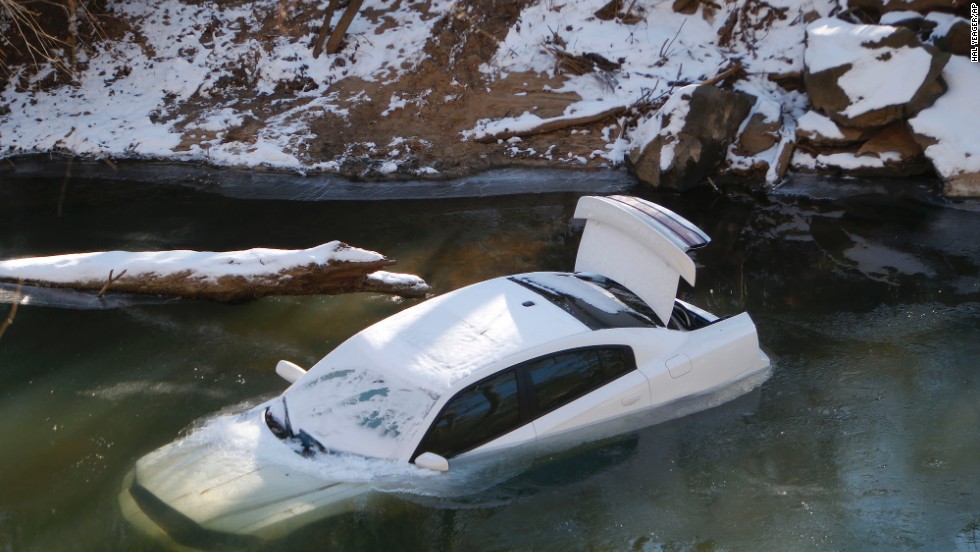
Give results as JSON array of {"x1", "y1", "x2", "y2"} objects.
[
  {"x1": 0, "y1": 279, "x2": 23, "y2": 341},
  {"x1": 97, "y1": 268, "x2": 127, "y2": 298},
  {"x1": 658, "y1": 19, "x2": 686, "y2": 62},
  {"x1": 701, "y1": 60, "x2": 743, "y2": 86}
]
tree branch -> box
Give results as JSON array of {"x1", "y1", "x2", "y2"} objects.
[{"x1": 0, "y1": 279, "x2": 23, "y2": 341}]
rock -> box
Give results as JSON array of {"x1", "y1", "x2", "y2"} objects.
[
  {"x1": 727, "y1": 98, "x2": 795, "y2": 184},
  {"x1": 728, "y1": 137, "x2": 795, "y2": 184},
  {"x1": 847, "y1": 0, "x2": 970, "y2": 16},
  {"x1": 942, "y1": 173, "x2": 980, "y2": 197},
  {"x1": 627, "y1": 84, "x2": 755, "y2": 191},
  {"x1": 792, "y1": 121, "x2": 930, "y2": 177},
  {"x1": 772, "y1": 139, "x2": 796, "y2": 181},
  {"x1": 856, "y1": 122, "x2": 922, "y2": 159},
  {"x1": 767, "y1": 71, "x2": 805, "y2": 92},
  {"x1": 880, "y1": 11, "x2": 972, "y2": 56},
  {"x1": 909, "y1": 56, "x2": 980, "y2": 197},
  {"x1": 879, "y1": 11, "x2": 935, "y2": 33},
  {"x1": 791, "y1": 147, "x2": 929, "y2": 177},
  {"x1": 803, "y1": 18, "x2": 949, "y2": 128},
  {"x1": 734, "y1": 100, "x2": 782, "y2": 156},
  {"x1": 795, "y1": 110, "x2": 870, "y2": 147},
  {"x1": 672, "y1": 0, "x2": 699, "y2": 15},
  {"x1": 928, "y1": 13, "x2": 971, "y2": 56}
]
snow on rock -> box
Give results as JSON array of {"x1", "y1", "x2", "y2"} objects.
[
  {"x1": 908, "y1": 56, "x2": 980, "y2": 197},
  {"x1": 628, "y1": 85, "x2": 754, "y2": 190},
  {"x1": 792, "y1": 150, "x2": 898, "y2": 172},
  {"x1": 846, "y1": 0, "x2": 971, "y2": 16},
  {"x1": 793, "y1": 119, "x2": 928, "y2": 177},
  {"x1": 803, "y1": 18, "x2": 949, "y2": 128},
  {"x1": 880, "y1": 11, "x2": 973, "y2": 57},
  {"x1": 797, "y1": 110, "x2": 846, "y2": 142},
  {"x1": 924, "y1": 13, "x2": 972, "y2": 56},
  {"x1": 727, "y1": 98, "x2": 795, "y2": 184},
  {"x1": 479, "y1": 0, "x2": 835, "y2": 169},
  {"x1": 0, "y1": 242, "x2": 430, "y2": 301}
]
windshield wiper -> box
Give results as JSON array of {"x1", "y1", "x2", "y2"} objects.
[{"x1": 264, "y1": 398, "x2": 327, "y2": 458}]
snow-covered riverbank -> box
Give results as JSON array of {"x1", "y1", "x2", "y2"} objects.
[{"x1": 1, "y1": 0, "x2": 976, "y2": 195}]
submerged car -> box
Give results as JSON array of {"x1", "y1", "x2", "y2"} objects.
[{"x1": 120, "y1": 195, "x2": 770, "y2": 545}]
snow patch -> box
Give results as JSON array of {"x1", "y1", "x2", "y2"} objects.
[
  {"x1": 797, "y1": 110, "x2": 844, "y2": 139},
  {"x1": 908, "y1": 56, "x2": 980, "y2": 179},
  {"x1": 0, "y1": 0, "x2": 454, "y2": 168},
  {"x1": 805, "y1": 18, "x2": 934, "y2": 117}
]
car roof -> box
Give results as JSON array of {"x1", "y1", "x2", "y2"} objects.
[
  {"x1": 334, "y1": 275, "x2": 593, "y2": 395},
  {"x1": 279, "y1": 275, "x2": 595, "y2": 459}
]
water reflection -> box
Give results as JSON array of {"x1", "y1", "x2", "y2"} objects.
[{"x1": 0, "y1": 168, "x2": 977, "y2": 551}]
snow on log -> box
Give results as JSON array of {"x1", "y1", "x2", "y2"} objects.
[
  {"x1": 463, "y1": 102, "x2": 627, "y2": 144},
  {"x1": 0, "y1": 241, "x2": 430, "y2": 302}
]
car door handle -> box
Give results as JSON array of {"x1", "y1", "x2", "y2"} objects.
[{"x1": 620, "y1": 394, "x2": 640, "y2": 406}]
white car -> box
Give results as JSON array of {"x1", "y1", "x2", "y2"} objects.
[{"x1": 120, "y1": 195, "x2": 770, "y2": 545}]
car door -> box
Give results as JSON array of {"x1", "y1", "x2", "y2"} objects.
[
  {"x1": 526, "y1": 346, "x2": 652, "y2": 440},
  {"x1": 412, "y1": 368, "x2": 535, "y2": 461}
]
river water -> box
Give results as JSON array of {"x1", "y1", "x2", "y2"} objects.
[{"x1": 0, "y1": 165, "x2": 977, "y2": 551}]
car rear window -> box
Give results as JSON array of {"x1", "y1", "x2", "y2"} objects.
[
  {"x1": 524, "y1": 347, "x2": 634, "y2": 415},
  {"x1": 509, "y1": 273, "x2": 658, "y2": 330}
]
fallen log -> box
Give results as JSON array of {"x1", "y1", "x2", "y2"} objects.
[
  {"x1": 0, "y1": 241, "x2": 429, "y2": 302},
  {"x1": 471, "y1": 105, "x2": 628, "y2": 144}
]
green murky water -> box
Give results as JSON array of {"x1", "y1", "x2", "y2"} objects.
[{"x1": 0, "y1": 167, "x2": 977, "y2": 551}]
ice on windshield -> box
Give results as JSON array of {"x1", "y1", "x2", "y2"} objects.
[{"x1": 275, "y1": 366, "x2": 437, "y2": 459}]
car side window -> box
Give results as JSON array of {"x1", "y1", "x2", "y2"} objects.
[
  {"x1": 525, "y1": 347, "x2": 633, "y2": 416},
  {"x1": 416, "y1": 369, "x2": 521, "y2": 459}
]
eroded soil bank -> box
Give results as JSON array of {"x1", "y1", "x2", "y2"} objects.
[{"x1": 0, "y1": 0, "x2": 976, "y2": 195}]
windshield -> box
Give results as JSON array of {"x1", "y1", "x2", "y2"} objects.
[{"x1": 269, "y1": 366, "x2": 438, "y2": 460}]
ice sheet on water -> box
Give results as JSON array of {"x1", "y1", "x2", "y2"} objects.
[
  {"x1": 0, "y1": 159, "x2": 637, "y2": 200},
  {"x1": 0, "y1": 283, "x2": 180, "y2": 309}
]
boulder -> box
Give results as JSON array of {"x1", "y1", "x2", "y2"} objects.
[
  {"x1": 627, "y1": 84, "x2": 755, "y2": 191},
  {"x1": 795, "y1": 110, "x2": 870, "y2": 146},
  {"x1": 927, "y1": 13, "x2": 971, "y2": 56},
  {"x1": 803, "y1": 18, "x2": 949, "y2": 128},
  {"x1": 672, "y1": 0, "x2": 699, "y2": 15},
  {"x1": 792, "y1": 122, "x2": 930, "y2": 177},
  {"x1": 727, "y1": 98, "x2": 794, "y2": 184},
  {"x1": 847, "y1": 0, "x2": 970, "y2": 16},
  {"x1": 727, "y1": 137, "x2": 795, "y2": 184},
  {"x1": 909, "y1": 56, "x2": 980, "y2": 197},
  {"x1": 880, "y1": 11, "x2": 973, "y2": 56},
  {"x1": 734, "y1": 99, "x2": 782, "y2": 156}
]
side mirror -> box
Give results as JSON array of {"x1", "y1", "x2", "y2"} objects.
[
  {"x1": 414, "y1": 452, "x2": 449, "y2": 472},
  {"x1": 275, "y1": 360, "x2": 307, "y2": 384}
]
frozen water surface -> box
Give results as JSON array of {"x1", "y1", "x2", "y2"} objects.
[{"x1": 0, "y1": 166, "x2": 977, "y2": 550}]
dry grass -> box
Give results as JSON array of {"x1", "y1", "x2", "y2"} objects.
[{"x1": 0, "y1": 0, "x2": 104, "y2": 78}]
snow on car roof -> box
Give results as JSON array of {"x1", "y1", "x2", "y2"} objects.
[
  {"x1": 280, "y1": 275, "x2": 592, "y2": 459},
  {"x1": 347, "y1": 275, "x2": 592, "y2": 393}
]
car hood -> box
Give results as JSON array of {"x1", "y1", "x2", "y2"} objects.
[{"x1": 126, "y1": 416, "x2": 368, "y2": 541}]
